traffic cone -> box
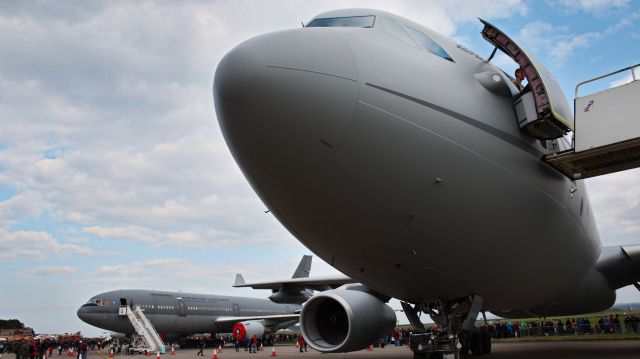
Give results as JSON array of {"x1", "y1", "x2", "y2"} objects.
[
  {"x1": 211, "y1": 349, "x2": 218, "y2": 359},
  {"x1": 170, "y1": 346, "x2": 176, "y2": 355},
  {"x1": 67, "y1": 348, "x2": 73, "y2": 357},
  {"x1": 295, "y1": 342, "x2": 299, "y2": 349},
  {"x1": 271, "y1": 347, "x2": 277, "y2": 357},
  {"x1": 110, "y1": 349, "x2": 114, "y2": 358},
  {"x1": 259, "y1": 343, "x2": 263, "y2": 351},
  {"x1": 156, "y1": 352, "x2": 160, "y2": 359},
  {"x1": 217, "y1": 345, "x2": 223, "y2": 353},
  {"x1": 367, "y1": 345, "x2": 373, "y2": 351},
  {"x1": 145, "y1": 350, "x2": 150, "y2": 356}
]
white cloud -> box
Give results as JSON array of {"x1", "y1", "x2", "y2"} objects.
[
  {"x1": 518, "y1": 9, "x2": 637, "y2": 69},
  {"x1": 0, "y1": 229, "x2": 92, "y2": 260},
  {"x1": 519, "y1": 22, "x2": 599, "y2": 67},
  {"x1": 609, "y1": 74, "x2": 635, "y2": 88},
  {"x1": 553, "y1": 0, "x2": 630, "y2": 13},
  {"x1": 18, "y1": 266, "x2": 76, "y2": 277},
  {"x1": 586, "y1": 168, "x2": 640, "y2": 246},
  {"x1": 0, "y1": 191, "x2": 46, "y2": 227},
  {"x1": 83, "y1": 224, "x2": 292, "y2": 248}
]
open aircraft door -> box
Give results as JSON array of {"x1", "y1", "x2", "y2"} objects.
[
  {"x1": 480, "y1": 19, "x2": 573, "y2": 140},
  {"x1": 119, "y1": 298, "x2": 129, "y2": 316}
]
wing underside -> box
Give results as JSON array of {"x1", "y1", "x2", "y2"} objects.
[{"x1": 596, "y1": 245, "x2": 640, "y2": 290}]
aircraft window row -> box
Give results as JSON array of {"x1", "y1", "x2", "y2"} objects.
[
  {"x1": 380, "y1": 18, "x2": 417, "y2": 48},
  {"x1": 405, "y1": 27, "x2": 454, "y2": 62},
  {"x1": 307, "y1": 15, "x2": 375, "y2": 28},
  {"x1": 187, "y1": 306, "x2": 232, "y2": 312},
  {"x1": 239, "y1": 308, "x2": 284, "y2": 314}
]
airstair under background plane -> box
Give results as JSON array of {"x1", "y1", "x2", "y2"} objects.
[{"x1": 119, "y1": 303, "x2": 166, "y2": 354}]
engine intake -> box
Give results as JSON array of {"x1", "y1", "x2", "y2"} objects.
[
  {"x1": 232, "y1": 321, "x2": 265, "y2": 341},
  {"x1": 300, "y1": 286, "x2": 396, "y2": 352}
]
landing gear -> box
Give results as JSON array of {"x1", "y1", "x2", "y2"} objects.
[{"x1": 407, "y1": 295, "x2": 490, "y2": 358}]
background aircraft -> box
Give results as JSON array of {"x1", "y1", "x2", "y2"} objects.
[
  {"x1": 213, "y1": 8, "x2": 640, "y2": 357},
  {"x1": 77, "y1": 256, "x2": 316, "y2": 342}
]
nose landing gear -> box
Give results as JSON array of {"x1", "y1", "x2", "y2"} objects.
[{"x1": 406, "y1": 295, "x2": 491, "y2": 358}]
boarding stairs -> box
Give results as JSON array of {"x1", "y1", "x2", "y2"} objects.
[
  {"x1": 119, "y1": 304, "x2": 166, "y2": 354},
  {"x1": 544, "y1": 64, "x2": 640, "y2": 179}
]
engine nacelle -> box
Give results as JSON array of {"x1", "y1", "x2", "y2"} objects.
[
  {"x1": 300, "y1": 286, "x2": 396, "y2": 353},
  {"x1": 232, "y1": 320, "x2": 266, "y2": 341}
]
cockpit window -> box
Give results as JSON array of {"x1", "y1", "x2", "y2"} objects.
[
  {"x1": 307, "y1": 15, "x2": 375, "y2": 28},
  {"x1": 380, "y1": 18, "x2": 417, "y2": 48},
  {"x1": 88, "y1": 298, "x2": 110, "y2": 306},
  {"x1": 406, "y1": 27, "x2": 454, "y2": 62}
]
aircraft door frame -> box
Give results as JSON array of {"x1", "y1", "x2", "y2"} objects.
[
  {"x1": 119, "y1": 298, "x2": 130, "y2": 316},
  {"x1": 233, "y1": 303, "x2": 239, "y2": 316},
  {"x1": 176, "y1": 298, "x2": 187, "y2": 317}
]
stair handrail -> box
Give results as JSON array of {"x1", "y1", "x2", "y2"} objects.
[
  {"x1": 575, "y1": 63, "x2": 639, "y2": 98},
  {"x1": 134, "y1": 306, "x2": 165, "y2": 353}
]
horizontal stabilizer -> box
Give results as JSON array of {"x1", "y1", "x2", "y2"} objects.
[{"x1": 234, "y1": 273, "x2": 246, "y2": 286}]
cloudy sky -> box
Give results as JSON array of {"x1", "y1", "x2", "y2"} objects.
[{"x1": 1, "y1": 0, "x2": 639, "y2": 336}]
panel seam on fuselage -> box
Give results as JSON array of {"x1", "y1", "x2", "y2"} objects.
[
  {"x1": 266, "y1": 65, "x2": 357, "y2": 82},
  {"x1": 365, "y1": 82, "x2": 545, "y2": 158}
]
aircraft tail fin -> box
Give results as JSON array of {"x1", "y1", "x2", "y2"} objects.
[
  {"x1": 291, "y1": 255, "x2": 312, "y2": 279},
  {"x1": 234, "y1": 273, "x2": 246, "y2": 286}
]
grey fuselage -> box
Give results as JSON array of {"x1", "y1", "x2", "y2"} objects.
[
  {"x1": 213, "y1": 9, "x2": 614, "y2": 318},
  {"x1": 77, "y1": 290, "x2": 300, "y2": 335}
]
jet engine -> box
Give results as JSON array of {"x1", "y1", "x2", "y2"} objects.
[
  {"x1": 300, "y1": 286, "x2": 396, "y2": 353},
  {"x1": 232, "y1": 320, "x2": 266, "y2": 341}
]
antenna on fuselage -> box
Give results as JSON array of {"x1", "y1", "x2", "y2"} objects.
[{"x1": 487, "y1": 46, "x2": 498, "y2": 62}]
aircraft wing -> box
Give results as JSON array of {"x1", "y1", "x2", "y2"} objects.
[
  {"x1": 233, "y1": 275, "x2": 356, "y2": 291},
  {"x1": 214, "y1": 314, "x2": 299, "y2": 324},
  {"x1": 596, "y1": 245, "x2": 640, "y2": 290}
]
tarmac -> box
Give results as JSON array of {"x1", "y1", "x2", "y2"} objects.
[{"x1": 90, "y1": 340, "x2": 640, "y2": 359}]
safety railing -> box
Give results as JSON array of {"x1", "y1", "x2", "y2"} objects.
[{"x1": 575, "y1": 63, "x2": 639, "y2": 98}]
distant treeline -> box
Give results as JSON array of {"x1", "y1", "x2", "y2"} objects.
[
  {"x1": 612, "y1": 303, "x2": 640, "y2": 311},
  {"x1": 0, "y1": 319, "x2": 25, "y2": 329}
]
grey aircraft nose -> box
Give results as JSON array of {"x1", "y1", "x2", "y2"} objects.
[
  {"x1": 77, "y1": 304, "x2": 89, "y2": 321},
  {"x1": 213, "y1": 29, "x2": 358, "y2": 182}
]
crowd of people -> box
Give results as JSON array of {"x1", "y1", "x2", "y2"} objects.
[
  {"x1": 484, "y1": 314, "x2": 640, "y2": 339},
  {"x1": 1, "y1": 338, "x2": 106, "y2": 359}
]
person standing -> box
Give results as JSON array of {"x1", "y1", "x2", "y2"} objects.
[
  {"x1": 250, "y1": 335, "x2": 257, "y2": 354},
  {"x1": 196, "y1": 340, "x2": 204, "y2": 356},
  {"x1": 513, "y1": 68, "x2": 525, "y2": 91}
]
